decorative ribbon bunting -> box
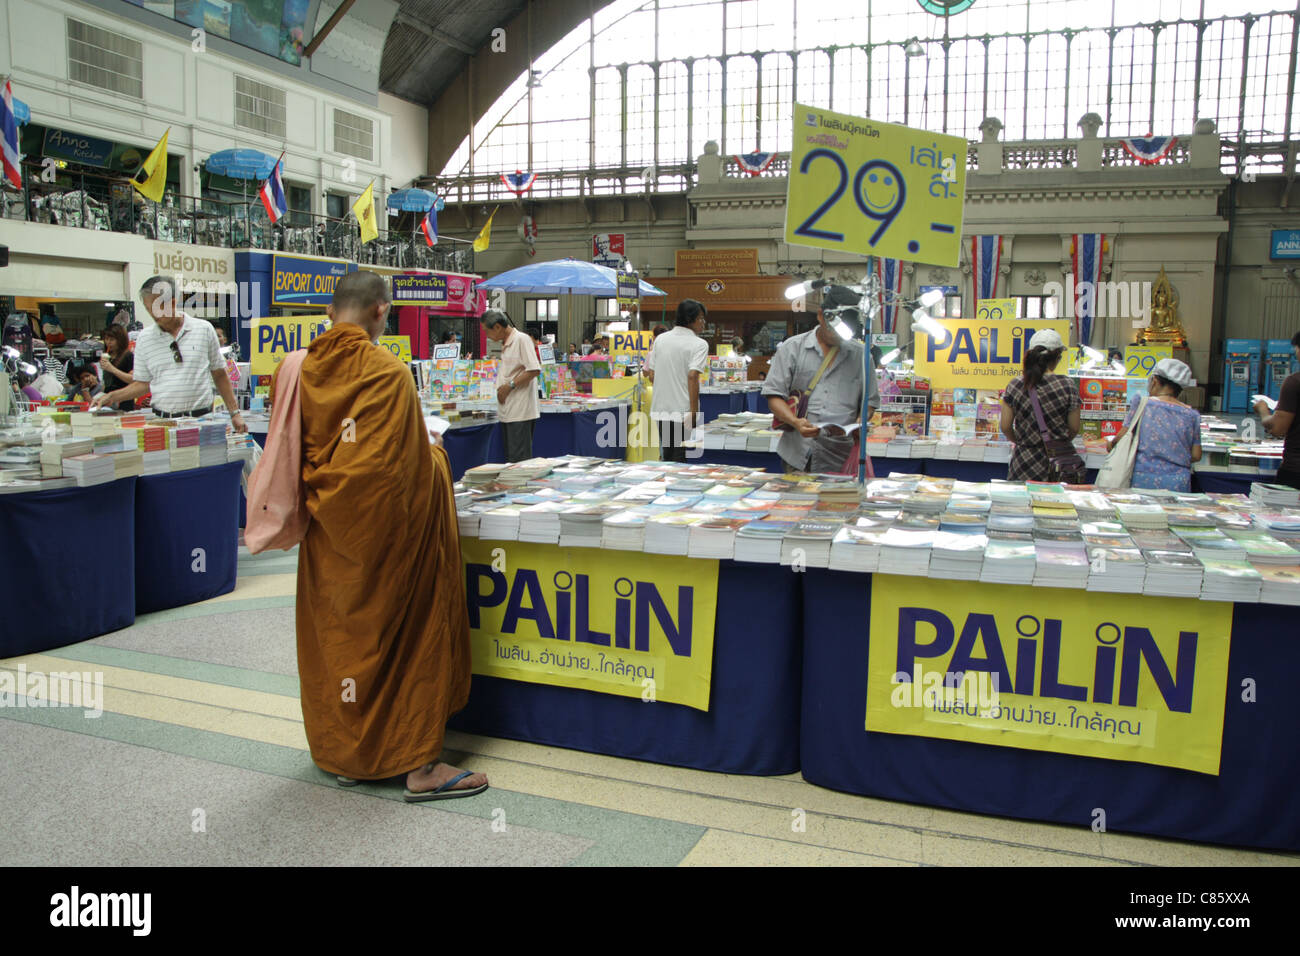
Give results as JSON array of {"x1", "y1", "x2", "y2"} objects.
[
  {"x1": 1120, "y1": 136, "x2": 1178, "y2": 165},
  {"x1": 501, "y1": 170, "x2": 537, "y2": 196},
  {"x1": 733, "y1": 151, "x2": 776, "y2": 176}
]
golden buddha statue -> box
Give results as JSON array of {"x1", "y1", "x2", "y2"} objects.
[{"x1": 1137, "y1": 267, "x2": 1187, "y2": 347}]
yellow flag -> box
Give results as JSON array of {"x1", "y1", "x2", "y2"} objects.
[
  {"x1": 352, "y1": 181, "x2": 378, "y2": 244},
  {"x1": 132, "y1": 128, "x2": 170, "y2": 203},
  {"x1": 473, "y1": 206, "x2": 498, "y2": 252}
]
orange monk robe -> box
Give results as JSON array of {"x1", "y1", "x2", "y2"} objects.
[{"x1": 273, "y1": 323, "x2": 471, "y2": 779}]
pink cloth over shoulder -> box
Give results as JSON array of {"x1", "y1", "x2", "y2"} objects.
[{"x1": 244, "y1": 349, "x2": 309, "y2": 553}]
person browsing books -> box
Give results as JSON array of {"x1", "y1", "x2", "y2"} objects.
[
  {"x1": 999, "y1": 328, "x2": 1083, "y2": 483},
  {"x1": 90, "y1": 275, "x2": 247, "y2": 431},
  {"x1": 1109, "y1": 358, "x2": 1202, "y2": 492},
  {"x1": 482, "y1": 310, "x2": 541, "y2": 462},
  {"x1": 644, "y1": 298, "x2": 710, "y2": 461},
  {"x1": 98, "y1": 325, "x2": 135, "y2": 412},
  {"x1": 1254, "y1": 330, "x2": 1300, "y2": 489},
  {"x1": 762, "y1": 303, "x2": 877, "y2": 473}
]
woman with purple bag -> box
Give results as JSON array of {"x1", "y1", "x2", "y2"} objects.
[{"x1": 999, "y1": 329, "x2": 1086, "y2": 484}]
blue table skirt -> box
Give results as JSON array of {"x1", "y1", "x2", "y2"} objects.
[
  {"x1": 693, "y1": 447, "x2": 893, "y2": 477},
  {"x1": 442, "y1": 424, "x2": 504, "y2": 481},
  {"x1": 134, "y1": 463, "x2": 241, "y2": 614},
  {"x1": 799, "y1": 570, "x2": 1300, "y2": 851},
  {"x1": 699, "y1": 393, "x2": 745, "y2": 423},
  {"x1": 449, "y1": 559, "x2": 802, "y2": 775},
  {"x1": 745, "y1": 391, "x2": 763, "y2": 413},
  {"x1": 1194, "y1": 471, "x2": 1271, "y2": 495},
  {"x1": 0, "y1": 478, "x2": 137, "y2": 657}
]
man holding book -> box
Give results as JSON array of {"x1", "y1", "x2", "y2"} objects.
[{"x1": 763, "y1": 305, "x2": 878, "y2": 473}]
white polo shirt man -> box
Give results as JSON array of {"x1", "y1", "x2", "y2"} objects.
[
  {"x1": 132, "y1": 313, "x2": 225, "y2": 415},
  {"x1": 645, "y1": 301, "x2": 710, "y2": 461}
]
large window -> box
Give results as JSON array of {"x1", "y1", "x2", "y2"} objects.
[{"x1": 443, "y1": 0, "x2": 1300, "y2": 195}]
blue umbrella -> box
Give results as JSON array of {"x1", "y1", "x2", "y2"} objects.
[
  {"x1": 481, "y1": 258, "x2": 666, "y2": 296},
  {"x1": 12, "y1": 97, "x2": 29, "y2": 125},
  {"x1": 204, "y1": 148, "x2": 278, "y2": 180},
  {"x1": 387, "y1": 188, "x2": 442, "y2": 212}
]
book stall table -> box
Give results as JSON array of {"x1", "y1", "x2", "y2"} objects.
[
  {"x1": 134, "y1": 462, "x2": 242, "y2": 613},
  {"x1": 0, "y1": 479, "x2": 137, "y2": 657},
  {"x1": 798, "y1": 571, "x2": 1300, "y2": 852},
  {"x1": 448, "y1": 557, "x2": 802, "y2": 775},
  {"x1": 699, "y1": 391, "x2": 747, "y2": 423}
]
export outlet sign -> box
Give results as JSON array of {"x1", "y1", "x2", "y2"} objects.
[
  {"x1": 912, "y1": 318, "x2": 1071, "y2": 389},
  {"x1": 271, "y1": 255, "x2": 356, "y2": 307}
]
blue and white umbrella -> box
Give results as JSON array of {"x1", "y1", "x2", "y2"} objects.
[
  {"x1": 386, "y1": 188, "x2": 442, "y2": 212},
  {"x1": 204, "y1": 148, "x2": 279, "y2": 180},
  {"x1": 480, "y1": 258, "x2": 665, "y2": 296}
]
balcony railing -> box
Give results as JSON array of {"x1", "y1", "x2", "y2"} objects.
[
  {"x1": 420, "y1": 161, "x2": 698, "y2": 205},
  {"x1": 0, "y1": 162, "x2": 475, "y2": 273}
]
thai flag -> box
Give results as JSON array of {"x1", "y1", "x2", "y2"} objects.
[
  {"x1": 874, "y1": 257, "x2": 905, "y2": 333},
  {"x1": 1120, "y1": 136, "x2": 1178, "y2": 165},
  {"x1": 1, "y1": 80, "x2": 22, "y2": 190},
  {"x1": 1073, "y1": 233, "x2": 1105, "y2": 347},
  {"x1": 420, "y1": 205, "x2": 437, "y2": 247},
  {"x1": 501, "y1": 170, "x2": 537, "y2": 196},
  {"x1": 258, "y1": 153, "x2": 287, "y2": 224},
  {"x1": 734, "y1": 151, "x2": 776, "y2": 176},
  {"x1": 971, "y1": 235, "x2": 1002, "y2": 301}
]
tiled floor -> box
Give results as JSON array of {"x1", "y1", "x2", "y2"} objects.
[{"x1": 2, "y1": 547, "x2": 1295, "y2": 866}]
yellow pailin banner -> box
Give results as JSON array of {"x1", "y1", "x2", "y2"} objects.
[
  {"x1": 608, "y1": 329, "x2": 655, "y2": 363},
  {"x1": 462, "y1": 540, "x2": 719, "y2": 710},
  {"x1": 249, "y1": 316, "x2": 331, "y2": 375},
  {"x1": 785, "y1": 104, "x2": 967, "y2": 268},
  {"x1": 866, "y1": 578, "x2": 1233, "y2": 775},
  {"x1": 912, "y1": 318, "x2": 1071, "y2": 390}
]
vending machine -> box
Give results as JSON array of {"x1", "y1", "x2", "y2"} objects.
[
  {"x1": 1262, "y1": 339, "x2": 1298, "y2": 401},
  {"x1": 1222, "y1": 339, "x2": 1262, "y2": 414}
]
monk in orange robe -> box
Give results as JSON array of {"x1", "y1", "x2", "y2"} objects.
[{"x1": 273, "y1": 271, "x2": 487, "y2": 800}]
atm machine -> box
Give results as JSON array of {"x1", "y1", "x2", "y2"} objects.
[
  {"x1": 1222, "y1": 339, "x2": 1261, "y2": 414},
  {"x1": 1262, "y1": 339, "x2": 1298, "y2": 402}
]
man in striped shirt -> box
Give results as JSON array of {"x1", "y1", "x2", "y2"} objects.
[{"x1": 91, "y1": 275, "x2": 247, "y2": 432}]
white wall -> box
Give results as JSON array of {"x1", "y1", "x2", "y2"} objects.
[{"x1": 2, "y1": 0, "x2": 429, "y2": 212}]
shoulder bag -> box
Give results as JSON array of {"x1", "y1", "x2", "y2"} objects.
[
  {"x1": 245, "y1": 350, "x2": 310, "y2": 553},
  {"x1": 772, "y1": 345, "x2": 838, "y2": 431},
  {"x1": 1095, "y1": 395, "x2": 1149, "y2": 490},
  {"x1": 1028, "y1": 385, "x2": 1087, "y2": 482}
]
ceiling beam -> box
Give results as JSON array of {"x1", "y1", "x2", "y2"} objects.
[
  {"x1": 393, "y1": 11, "x2": 478, "y2": 56},
  {"x1": 304, "y1": 0, "x2": 358, "y2": 59}
]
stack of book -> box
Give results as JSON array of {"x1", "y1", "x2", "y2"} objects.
[
  {"x1": 169, "y1": 445, "x2": 200, "y2": 471},
  {"x1": 878, "y1": 525, "x2": 935, "y2": 576},
  {"x1": 828, "y1": 526, "x2": 886, "y2": 572},
  {"x1": 134, "y1": 425, "x2": 171, "y2": 453},
  {"x1": 930, "y1": 530, "x2": 988, "y2": 580},
  {"x1": 517, "y1": 500, "x2": 567, "y2": 543},
  {"x1": 1032, "y1": 531, "x2": 1090, "y2": 588},
  {"x1": 602, "y1": 509, "x2": 650, "y2": 550},
  {"x1": 109, "y1": 448, "x2": 144, "y2": 479},
  {"x1": 735, "y1": 517, "x2": 796, "y2": 564},
  {"x1": 479, "y1": 503, "x2": 527, "y2": 541},
  {"x1": 687, "y1": 518, "x2": 748, "y2": 559},
  {"x1": 1251, "y1": 482, "x2": 1300, "y2": 509},
  {"x1": 1199, "y1": 557, "x2": 1263, "y2": 602},
  {"x1": 1257, "y1": 565, "x2": 1300, "y2": 605},
  {"x1": 1141, "y1": 551, "x2": 1204, "y2": 597},
  {"x1": 779, "y1": 519, "x2": 838, "y2": 568},
  {"x1": 1115, "y1": 501, "x2": 1169, "y2": 529},
  {"x1": 63, "y1": 453, "x2": 116, "y2": 486},
  {"x1": 1226, "y1": 530, "x2": 1300, "y2": 565},
  {"x1": 39, "y1": 437, "x2": 93, "y2": 478},
  {"x1": 463, "y1": 463, "x2": 506, "y2": 488},
  {"x1": 141, "y1": 450, "x2": 171, "y2": 476},
  {"x1": 645, "y1": 512, "x2": 706, "y2": 555},
  {"x1": 1086, "y1": 546, "x2": 1146, "y2": 593},
  {"x1": 560, "y1": 504, "x2": 623, "y2": 548}
]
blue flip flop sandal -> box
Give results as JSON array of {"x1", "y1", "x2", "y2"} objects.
[{"x1": 403, "y1": 769, "x2": 489, "y2": 802}]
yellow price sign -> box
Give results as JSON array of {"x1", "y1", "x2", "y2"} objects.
[
  {"x1": 377, "y1": 335, "x2": 412, "y2": 364},
  {"x1": 976, "y1": 298, "x2": 1017, "y2": 321},
  {"x1": 1125, "y1": 345, "x2": 1173, "y2": 378},
  {"x1": 785, "y1": 103, "x2": 967, "y2": 267},
  {"x1": 250, "y1": 316, "x2": 331, "y2": 375}
]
